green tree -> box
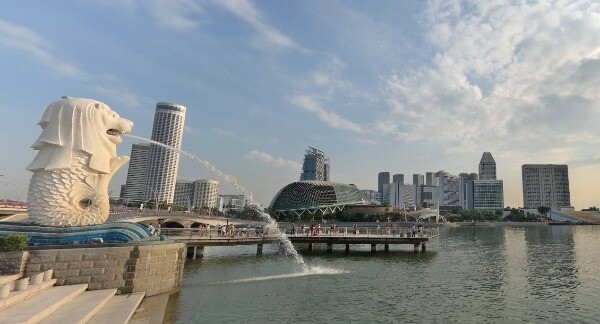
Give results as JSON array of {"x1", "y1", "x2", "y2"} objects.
[{"x1": 537, "y1": 206, "x2": 551, "y2": 219}]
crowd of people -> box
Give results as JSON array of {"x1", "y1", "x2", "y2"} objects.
[
  {"x1": 216, "y1": 224, "x2": 264, "y2": 237},
  {"x1": 286, "y1": 223, "x2": 430, "y2": 237}
]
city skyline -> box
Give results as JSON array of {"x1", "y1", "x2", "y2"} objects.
[{"x1": 1, "y1": 1, "x2": 599, "y2": 209}]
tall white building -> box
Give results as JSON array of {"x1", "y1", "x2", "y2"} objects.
[
  {"x1": 145, "y1": 103, "x2": 186, "y2": 204},
  {"x1": 522, "y1": 164, "x2": 571, "y2": 209},
  {"x1": 122, "y1": 143, "x2": 151, "y2": 201}
]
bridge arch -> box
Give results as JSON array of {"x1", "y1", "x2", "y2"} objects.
[{"x1": 162, "y1": 221, "x2": 185, "y2": 228}]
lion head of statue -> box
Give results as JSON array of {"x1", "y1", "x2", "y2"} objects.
[{"x1": 27, "y1": 97, "x2": 133, "y2": 174}]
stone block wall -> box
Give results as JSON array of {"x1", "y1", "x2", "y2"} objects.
[
  {"x1": 0, "y1": 251, "x2": 29, "y2": 276},
  {"x1": 23, "y1": 243, "x2": 185, "y2": 296}
]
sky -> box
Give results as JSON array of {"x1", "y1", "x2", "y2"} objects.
[{"x1": 1, "y1": 0, "x2": 600, "y2": 209}]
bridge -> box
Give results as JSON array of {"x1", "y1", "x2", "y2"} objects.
[
  {"x1": 0, "y1": 202, "x2": 28, "y2": 220},
  {"x1": 108, "y1": 210, "x2": 258, "y2": 228},
  {"x1": 158, "y1": 226, "x2": 440, "y2": 259}
]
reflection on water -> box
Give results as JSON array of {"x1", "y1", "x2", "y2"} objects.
[{"x1": 166, "y1": 226, "x2": 600, "y2": 323}]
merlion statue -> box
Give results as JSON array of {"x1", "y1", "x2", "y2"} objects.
[{"x1": 26, "y1": 97, "x2": 133, "y2": 226}]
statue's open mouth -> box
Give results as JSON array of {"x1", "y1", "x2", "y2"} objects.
[{"x1": 106, "y1": 129, "x2": 123, "y2": 136}]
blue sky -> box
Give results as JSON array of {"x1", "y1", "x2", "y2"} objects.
[{"x1": 1, "y1": 0, "x2": 600, "y2": 209}]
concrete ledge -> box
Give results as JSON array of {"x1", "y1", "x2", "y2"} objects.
[
  {"x1": 38, "y1": 288, "x2": 117, "y2": 324},
  {"x1": 0, "y1": 283, "x2": 86, "y2": 323},
  {"x1": 87, "y1": 292, "x2": 145, "y2": 324}
]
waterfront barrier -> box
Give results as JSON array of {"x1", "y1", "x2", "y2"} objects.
[{"x1": 160, "y1": 226, "x2": 439, "y2": 257}]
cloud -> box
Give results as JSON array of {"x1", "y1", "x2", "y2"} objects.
[
  {"x1": 211, "y1": 127, "x2": 236, "y2": 137},
  {"x1": 88, "y1": 86, "x2": 150, "y2": 112},
  {"x1": 289, "y1": 95, "x2": 363, "y2": 133},
  {"x1": 149, "y1": 0, "x2": 205, "y2": 30},
  {"x1": 245, "y1": 150, "x2": 301, "y2": 171},
  {"x1": 379, "y1": 0, "x2": 600, "y2": 163},
  {"x1": 215, "y1": 0, "x2": 301, "y2": 51},
  {"x1": 0, "y1": 19, "x2": 88, "y2": 79}
]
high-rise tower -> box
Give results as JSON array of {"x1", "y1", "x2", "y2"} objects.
[
  {"x1": 300, "y1": 146, "x2": 330, "y2": 181},
  {"x1": 145, "y1": 102, "x2": 186, "y2": 204},
  {"x1": 522, "y1": 164, "x2": 570, "y2": 209},
  {"x1": 479, "y1": 152, "x2": 496, "y2": 180},
  {"x1": 378, "y1": 172, "x2": 390, "y2": 194},
  {"x1": 122, "y1": 143, "x2": 151, "y2": 201},
  {"x1": 392, "y1": 174, "x2": 404, "y2": 184}
]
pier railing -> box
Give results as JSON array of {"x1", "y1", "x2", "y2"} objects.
[{"x1": 158, "y1": 226, "x2": 439, "y2": 239}]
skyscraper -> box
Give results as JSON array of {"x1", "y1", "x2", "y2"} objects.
[
  {"x1": 122, "y1": 143, "x2": 151, "y2": 201},
  {"x1": 145, "y1": 102, "x2": 186, "y2": 204},
  {"x1": 300, "y1": 146, "x2": 330, "y2": 181},
  {"x1": 425, "y1": 172, "x2": 438, "y2": 186},
  {"x1": 522, "y1": 164, "x2": 571, "y2": 209},
  {"x1": 413, "y1": 174, "x2": 424, "y2": 186},
  {"x1": 479, "y1": 152, "x2": 497, "y2": 180},
  {"x1": 458, "y1": 172, "x2": 478, "y2": 210},
  {"x1": 378, "y1": 172, "x2": 390, "y2": 194},
  {"x1": 392, "y1": 173, "x2": 404, "y2": 184}
]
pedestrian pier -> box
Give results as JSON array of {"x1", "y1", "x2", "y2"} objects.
[{"x1": 159, "y1": 226, "x2": 439, "y2": 259}]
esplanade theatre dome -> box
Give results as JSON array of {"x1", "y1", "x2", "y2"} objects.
[{"x1": 269, "y1": 181, "x2": 366, "y2": 217}]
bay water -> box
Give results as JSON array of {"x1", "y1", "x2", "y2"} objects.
[{"x1": 165, "y1": 225, "x2": 600, "y2": 323}]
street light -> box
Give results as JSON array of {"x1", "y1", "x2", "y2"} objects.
[{"x1": 145, "y1": 186, "x2": 160, "y2": 212}]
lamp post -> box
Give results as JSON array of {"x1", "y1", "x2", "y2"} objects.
[{"x1": 145, "y1": 186, "x2": 160, "y2": 212}]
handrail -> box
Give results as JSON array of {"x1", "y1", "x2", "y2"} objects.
[{"x1": 158, "y1": 226, "x2": 439, "y2": 239}]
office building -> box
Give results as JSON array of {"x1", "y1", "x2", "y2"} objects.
[
  {"x1": 378, "y1": 172, "x2": 390, "y2": 194},
  {"x1": 479, "y1": 152, "x2": 497, "y2": 180},
  {"x1": 389, "y1": 182, "x2": 415, "y2": 210},
  {"x1": 392, "y1": 174, "x2": 404, "y2": 184},
  {"x1": 471, "y1": 180, "x2": 504, "y2": 210},
  {"x1": 425, "y1": 172, "x2": 438, "y2": 186},
  {"x1": 174, "y1": 179, "x2": 219, "y2": 209},
  {"x1": 436, "y1": 171, "x2": 460, "y2": 207},
  {"x1": 522, "y1": 164, "x2": 571, "y2": 209},
  {"x1": 413, "y1": 174, "x2": 424, "y2": 186},
  {"x1": 173, "y1": 180, "x2": 195, "y2": 210},
  {"x1": 300, "y1": 146, "x2": 330, "y2": 181},
  {"x1": 459, "y1": 173, "x2": 478, "y2": 210},
  {"x1": 145, "y1": 102, "x2": 186, "y2": 204},
  {"x1": 122, "y1": 143, "x2": 151, "y2": 201},
  {"x1": 193, "y1": 179, "x2": 219, "y2": 208}
]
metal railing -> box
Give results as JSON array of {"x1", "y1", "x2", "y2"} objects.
[
  {"x1": 158, "y1": 227, "x2": 267, "y2": 239},
  {"x1": 284, "y1": 226, "x2": 439, "y2": 238},
  {"x1": 158, "y1": 226, "x2": 439, "y2": 239}
]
